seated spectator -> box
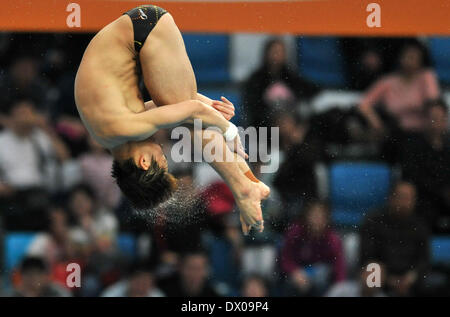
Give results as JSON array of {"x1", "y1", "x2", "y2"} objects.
[
  {"x1": 202, "y1": 189, "x2": 242, "y2": 293},
  {"x1": 9, "y1": 257, "x2": 71, "y2": 297},
  {"x1": 158, "y1": 250, "x2": 219, "y2": 297},
  {"x1": 67, "y1": 184, "x2": 122, "y2": 296},
  {"x1": 273, "y1": 112, "x2": 325, "y2": 227},
  {"x1": 0, "y1": 56, "x2": 49, "y2": 111},
  {"x1": 68, "y1": 184, "x2": 118, "y2": 250},
  {"x1": 352, "y1": 49, "x2": 384, "y2": 91},
  {"x1": 360, "y1": 181, "x2": 430, "y2": 296},
  {"x1": 326, "y1": 263, "x2": 387, "y2": 297},
  {"x1": 280, "y1": 200, "x2": 346, "y2": 296},
  {"x1": 42, "y1": 49, "x2": 77, "y2": 118},
  {"x1": 241, "y1": 274, "x2": 270, "y2": 297},
  {"x1": 0, "y1": 98, "x2": 69, "y2": 230},
  {"x1": 242, "y1": 38, "x2": 319, "y2": 128},
  {"x1": 38, "y1": 49, "x2": 90, "y2": 158},
  {"x1": 78, "y1": 136, "x2": 121, "y2": 210},
  {"x1": 359, "y1": 41, "x2": 440, "y2": 136},
  {"x1": 147, "y1": 170, "x2": 204, "y2": 277},
  {"x1": 54, "y1": 116, "x2": 88, "y2": 158},
  {"x1": 102, "y1": 261, "x2": 165, "y2": 297},
  {"x1": 27, "y1": 205, "x2": 75, "y2": 267},
  {"x1": 397, "y1": 99, "x2": 449, "y2": 233}
]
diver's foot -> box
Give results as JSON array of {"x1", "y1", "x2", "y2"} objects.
[
  {"x1": 256, "y1": 181, "x2": 270, "y2": 200},
  {"x1": 235, "y1": 181, "x2": 269, "y2": 234}
]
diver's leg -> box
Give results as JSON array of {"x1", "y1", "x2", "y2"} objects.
[
  {"x1": 192, "y1": 128, "x2": 270, "y2": 233},
  {"x1": 138, "y1": 12, "x2": 269, "y2": 232},
  {"x1": 139, "y1": 13, "x2": 197, "y2": 105}
]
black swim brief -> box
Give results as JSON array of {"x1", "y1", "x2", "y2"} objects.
[{"x1": 124, "y1": 5, "x2": 168, "y2": 54}]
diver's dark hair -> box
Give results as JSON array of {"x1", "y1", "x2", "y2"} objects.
[{"x1": 111, "y1": 157, "x2": 177, "y2": 210}]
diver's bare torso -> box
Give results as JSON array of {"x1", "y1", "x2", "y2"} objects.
[{"x1": 75, "y1": 15, "x2": 144, "y2": 149}]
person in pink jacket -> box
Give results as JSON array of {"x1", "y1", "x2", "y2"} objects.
[
  {"x1": 359, "y1": 42, "x2": 440, "y2": 135},
  {"x1": 281, "y1": 200, "x2": 346, "y2": 296}
]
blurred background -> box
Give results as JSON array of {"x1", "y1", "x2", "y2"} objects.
[{"x1": 0, "y1": 1, "x2": 449, "y2": 297}]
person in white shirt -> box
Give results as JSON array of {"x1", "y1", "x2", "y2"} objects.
[
  {"x1": 101, "y1": 262, "x2": 165, "y2": 297},
  {"x1": 0, "y1": 98, "x2": 69, "y2": 192},
  {"x1": 0, "y1": 98, "x2": 69, "y2": 230}
]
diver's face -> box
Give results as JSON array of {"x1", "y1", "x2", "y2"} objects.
[{"x1": 134, "y1": 140, "x2": 168, "y2": 171}]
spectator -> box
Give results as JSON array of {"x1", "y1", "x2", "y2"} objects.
[
  {"x1": 0, "y1": 98, "x2": 69, "y2": 189},
  {"x1": 158, "y1": 250, "x2": 219, "y2": 297},
  {"x1": 280, "y1": 200, "x2": 346, "y2": 296},
  {"x1": 67, "y1": 184, "x2": 122, "y2": 296},
  {"x1": 360, "y1": 181, "x2": 430, "y2": 296},
  {"x1": 397, "y1": 99, "x2": 450, "y2": 233},
  {"x1": 0, "y1": 98, "x2": 69, "y2": 230},
  {"x1": 352, "y1": 49, "x2": 384, "y2": 90},
  {"x1": 68, "y1": 184, "x2": 118, "y2": 250},
  {"x1": 147, "y1": 170, "x2": 204, "y2": 277},
  {"x1": 201, "y1": 182, "x2": 277, "y2": 289},
  {"x1": 9, "y1": 257, "x2": 71, "y2": 297},
  {"x1": 0, "y1": 56, "x2": 49, "y2": 111},
  {"x1": 78, "y1": 136, "x2": 121, "y2": 210},
  {"x1": 42, "y1": 49, "x2": 78, "y2": 119},
  {"x1": 242, "y1": 38, "x2": 319, "y2": 129},
  {"x1": 241, "y1": 274, "x2": 269, "y2": 297},
  {"x1": 326, "y1": 263, "x2": 387, "y2": 297},
  {"x1": 43, "y1": 48, "x2": 88, "y2": 158},
  {"x1": 359, "y1": 41, "x2": 440, "y2": 135},
  {"x1": 27, "y1": 205, "x2": 75, "y2": 267},
  {"x1": 203, "y1": 200, "x2": 243, "y2": 293},
  {"x1": 26, "y1": 205, "x2": 87, "y2": 289},
  {"x1": 102, "y1": 261, "x2": 165, "y2": 297},
  {"x1": 273, "y1": 111, "x2": 325, "y2": 226}
]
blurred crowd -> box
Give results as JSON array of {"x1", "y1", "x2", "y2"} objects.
[{"x1": 0, "y1": 33, "x2": 448, "y2": 297}]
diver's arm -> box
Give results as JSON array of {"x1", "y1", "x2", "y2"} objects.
[{"x1": 110, "y1": 99, "x2": 231, "y2": 141}]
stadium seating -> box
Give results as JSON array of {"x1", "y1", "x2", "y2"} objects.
[
  {"x1": 3, "y1": 233, "x2": 137, "y2": 272},
  {"x1": 297, "y1": 37, "x2": 347, "y2": 88},
  {"x1": 431, "y1": 236, "x2": 450, "y2": 265},
  {"x1": 116, "y1": 233, "x2": 137, "y2": 259},
  {"x1": 4, "y1": 232, "x2": 36, "y2": 272},
  {"x1": 329, "y1": 162, "x2": 391, "y2": 226},
  {"x1": 183, "y1": 34, "x2": 230, "y2": 84},
  {"x1": 429, "y1": 37, "x2": 450, "y2": 84}
]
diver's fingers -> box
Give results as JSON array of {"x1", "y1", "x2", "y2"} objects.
[
  {"x1": 212, "y1": 101, "x2": 234, "y2": 114},
  {"x1": 220, "y1": 96, "x2": 234, "y2": 107}
]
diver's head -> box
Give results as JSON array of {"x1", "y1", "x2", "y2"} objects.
[{"x1": 111, "y1": 139, "x2": 177, "y2": 210}]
